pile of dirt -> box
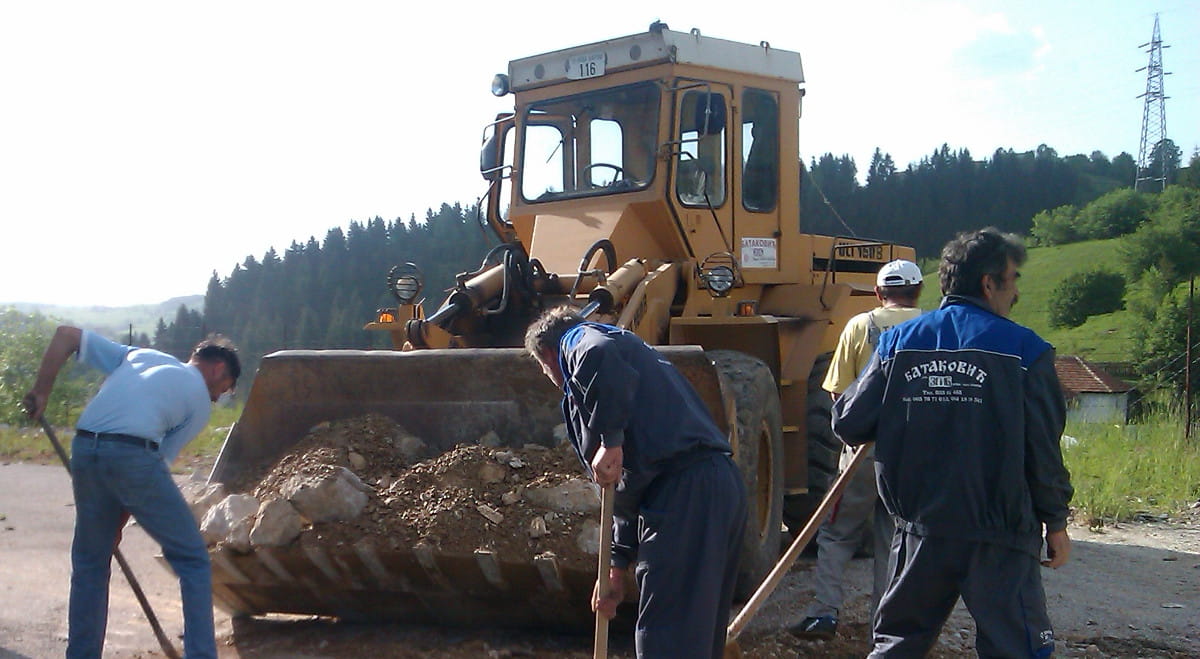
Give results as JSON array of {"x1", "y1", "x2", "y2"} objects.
[{"x1": 235, "y1": 413, "x2": 598, "y2": 571}]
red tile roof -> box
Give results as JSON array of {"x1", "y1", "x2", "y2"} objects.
[{"x1": 1054, "y1": 356, "x2": 1133, "y2": 397}]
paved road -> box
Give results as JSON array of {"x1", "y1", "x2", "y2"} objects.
[{"x1": 0, "y1": 463, "x2": 206, "y2": 659}]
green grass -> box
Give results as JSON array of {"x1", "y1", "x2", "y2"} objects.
[
  {"x1": 917, "y1": 238, "x2": 1136, "y2": 362},
  {"x1": 0, "y1": 403, "x2": 242, "y2": 472},
  {"x1": 1063, "y1": 416, "x2": 1200, "y2": 526}
]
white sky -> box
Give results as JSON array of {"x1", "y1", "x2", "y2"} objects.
[{"x1": 2, "y1": 0, "x2": 1198, "y2": 307}]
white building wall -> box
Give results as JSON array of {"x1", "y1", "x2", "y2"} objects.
[{"x1": 1066, "y1": 392, "x2": 1129, "y2": 424}]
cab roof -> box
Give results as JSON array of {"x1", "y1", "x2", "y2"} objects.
[{"x1": 508, "y1": 26, "x2": 804, "y2": 92}]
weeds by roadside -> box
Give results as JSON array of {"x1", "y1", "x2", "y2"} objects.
[
  {"x1": 0, "y1": 403, "x2": 242, "y2": 474},
  {"x1": 1063, "y1": 416, "x2": 1200, "y2": 526}
]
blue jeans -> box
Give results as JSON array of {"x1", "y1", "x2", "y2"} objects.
[{"x1": 68, "y1": 434, "x2": 215, "y2": 659}]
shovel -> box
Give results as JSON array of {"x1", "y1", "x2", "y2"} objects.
[
  {"x1": 723, "y1": 443, "x2": 872, "y2": 658},
  {"x1": 36, "y1": 417, "x2": 182, "y2": 659},
  {"x1": 593, "y1": 483, "x2": 615, "y2": 658}
]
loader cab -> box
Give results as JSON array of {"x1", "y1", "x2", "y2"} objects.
[{"x1": 480, "y1": 29, "x2": 801, "y2": 285}]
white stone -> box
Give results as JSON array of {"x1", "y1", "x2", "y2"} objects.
[
  {"x1": 576, "y1": 519, "x2": 600, "y2": 555},
  {"x1": 525, "y1": 478, "x2": 600, "y2": 514},
  {"x1": 501, "y1": 487, "x2": 523, "y2": 505},
  {"x1": 477, "y1": 504, "x2": 504, "y2": 525},
  {"x1": 283, "y1": 466, "x2": 370, "y2": 523},
  {"x1": 528, "y1": 516, "x2": 548, "y2": 538},
  {"x1": 181, "y1": 481, "x2": 228, "y2": 524},
  {"x1": 200, "y1": 493, "x2": 260, "y2": 546},
  {"x1": 249, "y1": 499, "x2": 303, "y2": 547}
]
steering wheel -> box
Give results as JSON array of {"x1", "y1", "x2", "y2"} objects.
[{"x1": 582, "y1": 162, "x2": 625, "y2": 186}]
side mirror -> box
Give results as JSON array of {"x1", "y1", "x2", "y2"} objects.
[{"x1": 480, "y1": 132, "x2": 503, "y2": 182}]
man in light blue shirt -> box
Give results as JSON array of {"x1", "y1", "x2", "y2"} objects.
[{"x1": 25, "y1": 326, "x2": 240, "y2": 659}]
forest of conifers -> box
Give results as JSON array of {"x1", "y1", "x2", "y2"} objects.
[{"x1": 149, "y1": 141, "x2": 1196, "y2": 381}]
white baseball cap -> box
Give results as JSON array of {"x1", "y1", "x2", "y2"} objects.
[{"x1": 877, "y1": 259, "x2": 923, "y2": 287}]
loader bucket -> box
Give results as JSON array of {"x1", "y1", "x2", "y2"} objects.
[{"x1": 205, "y1": 346, "x2": 726, "y2": 628}]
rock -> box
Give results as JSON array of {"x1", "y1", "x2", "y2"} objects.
[
  {"x1": 479, "y1": 430, "x2": 503, "y2": 448},
  {"x1": 477, "y1": 504, "x2": 504, "y2": 525},
  {"x1": 226, "y1": 509, "x2": 256, "y2": 553},
  {"x1": 525, "y1": 478, "x2": 600, "y2": 514},
  {"x1": 283, "y1": 467, "x2": 370, "y2": 523},
  {"x1": 249, "y1": 499, "x2": 303, "y2": 547},
  {"x1": 576, "y1": 519, "x2": 600, "y2": 555},
  {"x1": 394, "y1": 433, "x2": 428, "y2": 462},
  {"x1": 181, "y1": 481, "x2": 227, "y2": 524},
  {"x1": 478, "y1": 462, "x2": 508, "y2": 484},
  {"x1": 501, "y1": 487, "x2": 524, "y2": 505},
  {"x1": 528, "y1": 516, "x2": 548, "y2": 538},
  {"x1": 200, "y1": 494, "x2": 260, "y2": 546},
  {"x1": 348, "y1": 451, "x2": 368, "y2": 471},
  {"x1": 552, "y1": 423, "x2": 569, "y2": 445}
]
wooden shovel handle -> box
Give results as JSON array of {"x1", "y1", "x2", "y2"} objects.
[
  {"x1": 726, "y1": 443, "x2": 872, "y2": 644},
  {"x1": 594, "y1": 483, "x2": 616, "y2": 659}
]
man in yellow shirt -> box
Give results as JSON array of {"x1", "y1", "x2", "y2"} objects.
[{"x1": 793, "y1": 259, "x2": 923, "y2": 639}]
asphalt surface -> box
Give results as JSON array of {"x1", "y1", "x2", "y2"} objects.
[{"x1": 0, "y1": 462, "x2": 193, "y2": 659}]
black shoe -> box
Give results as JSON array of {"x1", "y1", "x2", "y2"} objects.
[{"x1": 789, "y1": 615, "x2": 838, "y2": 639}]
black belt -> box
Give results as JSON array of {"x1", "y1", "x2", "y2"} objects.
[{"x1": 76, "y1": 429, "x2": 159, "y2": 451}]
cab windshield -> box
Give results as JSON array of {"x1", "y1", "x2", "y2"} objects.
[{"x1": 520, "y1": 82, "x2": 659, "y2": 202}]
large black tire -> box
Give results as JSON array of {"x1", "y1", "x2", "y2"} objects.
[
  {"x1": 708, "y1": 350, "x2": 784, "y2": 601},
  {"x1": 782, "y1": 352, "x2": 841, "y2": 539}
]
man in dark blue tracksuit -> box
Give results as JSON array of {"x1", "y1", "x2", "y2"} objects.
[
  {"x1": 525, "y1": 306, "x2": 747, "y2": 659},
  {"x1": 833, "y1": 228, "x2": 1074, "y2": 658}
]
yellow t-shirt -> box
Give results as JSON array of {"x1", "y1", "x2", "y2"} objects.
[{"x1": 821, "y1": 306, "x2": 922, "y2": 395}]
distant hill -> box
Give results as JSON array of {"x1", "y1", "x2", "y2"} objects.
[
  {"x1": 918, "y1": 237, "x2": 1134, "y2": 364},
  {"x1": 5, "y1": 295, "x2": 205, "y2": 339}
]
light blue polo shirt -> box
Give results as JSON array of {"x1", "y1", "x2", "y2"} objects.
[{"x1": 74, "y1": 331, "x2": 212, "y2": 464}]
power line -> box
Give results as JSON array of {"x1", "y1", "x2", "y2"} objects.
[{"x1": 1134, "y1": 13, "x2": 1172, "y2": 191}]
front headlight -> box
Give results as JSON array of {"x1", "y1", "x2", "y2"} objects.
[
  {"x1": 704, "y1": 265, "x2": 736, "y2": 297},
  {"x1": 387, "y1": 263, "x2": 424, "y2": 304},
  {"x1": 491, "y1": 73, "x2": 511, "y2": 97}
]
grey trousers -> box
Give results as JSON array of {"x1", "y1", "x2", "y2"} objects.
[
  {"x1": 806, "y1": 444, "x2": 894, "y2": 623},
  {"x1": 869, "y1": 530, "x2": 1055, "y2": 658}
]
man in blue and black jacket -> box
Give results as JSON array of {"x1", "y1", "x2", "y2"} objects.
[
  {"x1": 525, "y1": 306, "x2": 747, "y2": 659},
  {"x1": 833, "y1": 227, "x2": 1074, "y2": 658}
]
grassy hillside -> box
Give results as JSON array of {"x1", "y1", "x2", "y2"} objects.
[
  {"x1": 6, "y1": 295, "x2": 204, "y2": 339},
  {"x1": 918, "y1": 238, "x2": 1134, "y2": 363}
]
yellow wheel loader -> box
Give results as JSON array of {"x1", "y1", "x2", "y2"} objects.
[{"x1": 206, "y1": 23, "x2": 914, "y2": 628}]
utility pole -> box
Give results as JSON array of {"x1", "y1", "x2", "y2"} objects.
[
  {"x1": 1187, "y1": 277, "x2": 1194, "y2": 440},
  {"x1": 1135, "y1": 14, "x2": 1171, "y2": 192}
]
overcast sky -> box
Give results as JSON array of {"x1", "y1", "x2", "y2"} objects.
[{"x1": 2, "y1": 0, "x2": 1197, "y2": 307}]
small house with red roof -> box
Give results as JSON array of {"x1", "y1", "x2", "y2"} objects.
[{"x1": 1054, "y1": 356, "x2": 1135, "y2": 424}]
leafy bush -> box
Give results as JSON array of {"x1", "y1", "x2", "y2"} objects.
[
  {"x1": 0, "y1": 308, "x2": 98, "y2": 426},
  {"x1": 1048, "y1": 270, "x2": 1125, "y2": 328},
  {"x1": 1121, "y1": 186, "x2": 1200, "y2": 285},
  {"x1": 1030, "y1": 205, "x2": 1080, "y2": 245},
  {"x1": 1074, "y1": 188, "x2": 1153, "y2": 240}
]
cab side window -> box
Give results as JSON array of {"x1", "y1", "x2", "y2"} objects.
[
  {"x1": 741, "y1": 89, "x2": 779, "y2": 212},
  {"x1": 676, "y1": 91, "x2": 726, "y2": 207}
]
